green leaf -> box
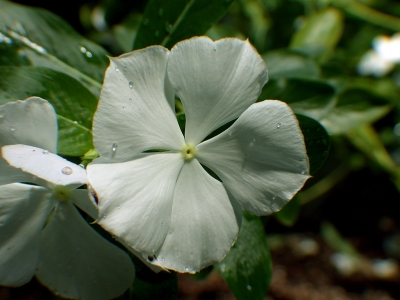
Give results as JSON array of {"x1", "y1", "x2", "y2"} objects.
[
  {"x1": 0, "y1": 0, "x2": 108, "y2": 95},
  {"x1": 320, "y1": 88, "x2": 392, "y2": 135},
  {"x1": 215, "y1": 212, "x2": 272, "y2": 300},
  {"x1": 122, "y1": 256, "x2": 178, "y2": 300},
  {"x1": 0, "y1": 66, "x2": 97, "y2": 156},
  {"x1": 297, "y1": 114, "x2": 330, "y2": 175},
  {"x1": 262, "y1": 49, "x2": 320, "y2": 79},
  {"x1": 259, "y1": 78, "x2": 336, "y2": 121},
  {"x1": 290, "y1": 8, "x2": 344, "y2": 61},
  {"x1": 274, "y1": 195, "x2": 300, "y2": 226},
  {"x1": 133, "y1": 0, "x2": 234, "y2": 49}
]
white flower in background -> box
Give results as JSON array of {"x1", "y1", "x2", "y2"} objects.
[
  {"x1": 0, "y1": 98, "x2": 135, "y2": 300},
  {"x1": 358, "y1": 33, "x2": 400, "y2": 77},
  {"x1": 87, "y1": 37, "x2": 310, "y2": 273}
]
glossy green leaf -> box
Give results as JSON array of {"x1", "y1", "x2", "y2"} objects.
[
  {"x1": 290, "y1": 8, "x2": 344, "y2": 61},
  {"x1": 320, "y1": 88, "x2": 392, "y2": 135},
  {"x1": 297, "y1": 114, "x2": 330, "y2": 175},
  {"x1": 215, "y1": 212, "x2": 272, "y2": 300},
  {"x1": 259, "y1": 78, "x2": 336, "y2": 121},
  {"x1": 0, "y1": 66, "x2": 97, "y2": 156},
  {"x1": 133, "y1": 0, "x2": 234, "y2": 49},
  {"x1": 274, "y1": 195, "x2": 300, "y2": 226},
  {"x1": 262, "y1": 49, "x2": 320, "y2": 79},
  {"x1": 0, "y1": 0, "x2": 108, "y2": 95}
]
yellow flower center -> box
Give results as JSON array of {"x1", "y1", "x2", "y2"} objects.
[
  {"x1": 53, "y1": 185, "x2": 71, "y2": 202},
  {"x1": 181, "y1": 144, "x2": 196, "y2": 161}
]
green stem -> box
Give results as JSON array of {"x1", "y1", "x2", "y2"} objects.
[
  {"x1": 56, "y1": 115, "x2": 91, "y2": 133},
  {"x1": 331, "y1": 0, "x2": 400, "y2": 31},
  {"x1": 1, "y1": 28, "x2": 102, "y2": 91}
]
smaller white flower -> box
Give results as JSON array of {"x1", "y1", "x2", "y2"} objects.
[
  {"x1": 358, "y1": 33, "x2": 400, "y2": 77},
  {"x1": 0, "y1": 98, "x2": 135, "y2": 300}
]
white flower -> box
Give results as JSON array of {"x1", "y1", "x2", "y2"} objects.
[
  {"x1": 358, "y1": 33, "x2": 400, "y2": 77},
  {"x1": 0, "y1": 98, "x2": 135, "y2": 300},
  {"x1": 87, "y1": 37, "x2": 309, "y2": 273}
]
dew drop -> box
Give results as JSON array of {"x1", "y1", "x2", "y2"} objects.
[
  {"x1": 9, "y1": 126, "x2": 15, "y2": 132},
  {"x1": 61, "y1": 166, "x2": 73, "y2": 175},
  {"x1": 79, "y1": 46, "x2": 87, "y2": 54},
  {"x1": 185, "y1": 266, "x2": 189, "y2": 271},
  {"x1": 123, "y1": 66, "x2": 127, "y2": 72},
  {"x1": 73, "y1": 120, "x2": 79, "y2": 124},
  {"x1": 57, "y1": 180, "x2": 61, "y2": 184},
  {"x1": 112, "y1": 143, "x2": 118, "y2": 153},
  {"x1": 115, "y1": 67, "x2": 120, "y2": 72},
  {"x1": 128, "y1": 81, "x2": 133, "y2": 89},
  {"x1": 86, "y1": 51, "x2": 93, "y2": 58},
  {"x1": 213, "y1": 47, "x2": 216, "y2": 51},
  {"x1": 301, "y1": 170, "x2": 307, "y2": 175},
  {"x1": 117, "y1": 205, "x2": 120, "y2": 209},
  {"x1": 122, "y1": 106, "x2": 126, "y2": 111},
  {"x1": 251, "y1": 138, "x2": 256, "y2": 142},
  {"x1": 272, "y1": 195, "x2": 276, "y2": 200},
  {"x1": 79, "y1": 164, "x2": 85, "y2": 168},
  {"x1": 0, "y1": 112, "x2": 4, "y2": 119},
  {"x1": 162, "y1": 257, "x2": 165, "y2": 261},
  {"x1": 220, "y1": 264, "x2": 226, "y2": 272},
  {"x1": 247, "y1": 285, "x2": 252, "y2": 291},
  {"x1": 165, "y1": 22, "x2": 173, "y2": 32},
  {"x1": 129, "y1": 98, "x2": 132, "y2": 102},
  {"x1": 277, "y1": 123, "x2": 281, "y2": 129},
  {"x1": 42, "y1": 150, "x2": 49, "y2": 155}
]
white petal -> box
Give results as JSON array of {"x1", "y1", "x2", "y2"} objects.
[
  {"x1": 36, "y1": 202, "x2": 135, "y2": 300},
  {"x1": 0, "y1": 158, "x2": 34, "y2": 186},
  {"x1": 196, "y1": 100, "x2": 310, "y2": 215},
  {"x1": 168, "y1": 37, "x2": 268, "y2": 145},
  {"x1": 0, "y1": 184, "x2": 54, "y2": 287},
  {"x1": 93, "y1": 46, "x2": 184, "y2": 159},
  {"x1": 2, "y1": 145, "x2": 87, "y2": 187},
  {"x1": 70, "y1": 189, "x2": 98, "y2": 220},
  {"x1": 153, "y1": 159, "x2": 240, "y2": 273},
  {"x1": 87, "y1": 153, "x2": 184, "y2": 254},
  {"x1": 0, "y1": 97, "x2": 57, "y2": 152}
]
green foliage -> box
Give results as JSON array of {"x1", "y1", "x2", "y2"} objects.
[
  {"x1": 133, "y1": 0, "x2": 234, "y2": 49},
  {"x1": 215, "y1": 212, "x2": 272, "y2": 300},
  {"x1": 290, "y1": 8, "x2": 344, "y2": 61},
  {"x1": 0, "y1": 66, "x2": 96, "y2": 156},
  {"x1": 274, "y1": 195, "x2": 301, "y2": 227},
  {"x1": 0, "y1": 0, "x2": 108, "y2": 95}
]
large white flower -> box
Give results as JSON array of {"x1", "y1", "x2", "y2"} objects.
[
  {"x1": 87, "y1": 37, "x2": 309, "y2": 273},
  {"x1": 0, "y1": 98, "x2": 135, "y2": 300}
]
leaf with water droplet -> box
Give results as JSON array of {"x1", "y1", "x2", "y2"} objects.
[
  {"x1": 133, "y1": 0, "x2": 235, "y2": 49},
  {"x1": 215, "y1": 212, "x2": 272, "y2": 300}
]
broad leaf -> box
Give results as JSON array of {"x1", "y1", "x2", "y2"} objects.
[
  {"x1": 290, "y1": 8, "x2": 344, "y2": 61},
  {"x1": 133, "y1": 0, "x2": 234, "y2": 49},
  {"x1": 0, "y1": 66, "x2": 96, "y2": 156},
  {"x1": 297, "y1": 114, "x2": 330, "y2": 175},
  {"x1": 215, "y1": 212, "x2": 272, "y2": 300},
  {"x1": 0, "y1": 1, "x2": 108, "y2": 95},
  {"x1": 320, "y1": 88, "x2": 392, "y2": 135},
  {"x1": 262, "y1": 49, "x2": 320, "y2": 79},
  {"x1": 259, "y1": 77, "x2": 336, "y2": 121}
]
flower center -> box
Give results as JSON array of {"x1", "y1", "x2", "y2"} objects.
[
  {"x1": 53, "y1": 185, "x2": 71, "y2": 202},
  {"x1": 181, "y1": 144, "x2": 196, "y2": 161}
]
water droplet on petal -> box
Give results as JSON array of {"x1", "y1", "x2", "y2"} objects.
[
  {"x1": 117, "y1": 205, "x2": 120, "y2": 209},
  {"x1": 115, "y1": 67, "x2": 120, "y2": 72},
  {"x1": 277, "y1": 123, "x2": 281, "y2": 129},
  {"x1": 57, "y1": 180, "x2": 61, "y2": 184},
  {"x1": 62, "y1": 166, "x2": 73, "y2": 175},
  {"x1": 112, "y1": 143, "x2": 118, "y2": 153},
  {"x1": 185, "y1": 266, "x2": 189, "y2": 271},
  {"x1": 42, "y1": 150, "x2": 49, "y2": 155},
  {"x1": 122, "y1": 106, "x2": 126, "y2": 111},
  {"x1": 129, "y1": 81, "x2": 133, "y2": 89},
  {"x1": 79, "y1": 164, "x2": 85, "y2": 168},
  {"x1": 9, "y1": 126, "x2": 15, "y2": 132},
  {"x1": 129, "y1": 98, "x2": 132, "y2": 102},
  {"x1": 123, "y1": 66, "x2": 127, "y2": 72},
  {"x1": 247, "y1": 285, "x2": 252, "y2": 291}
]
